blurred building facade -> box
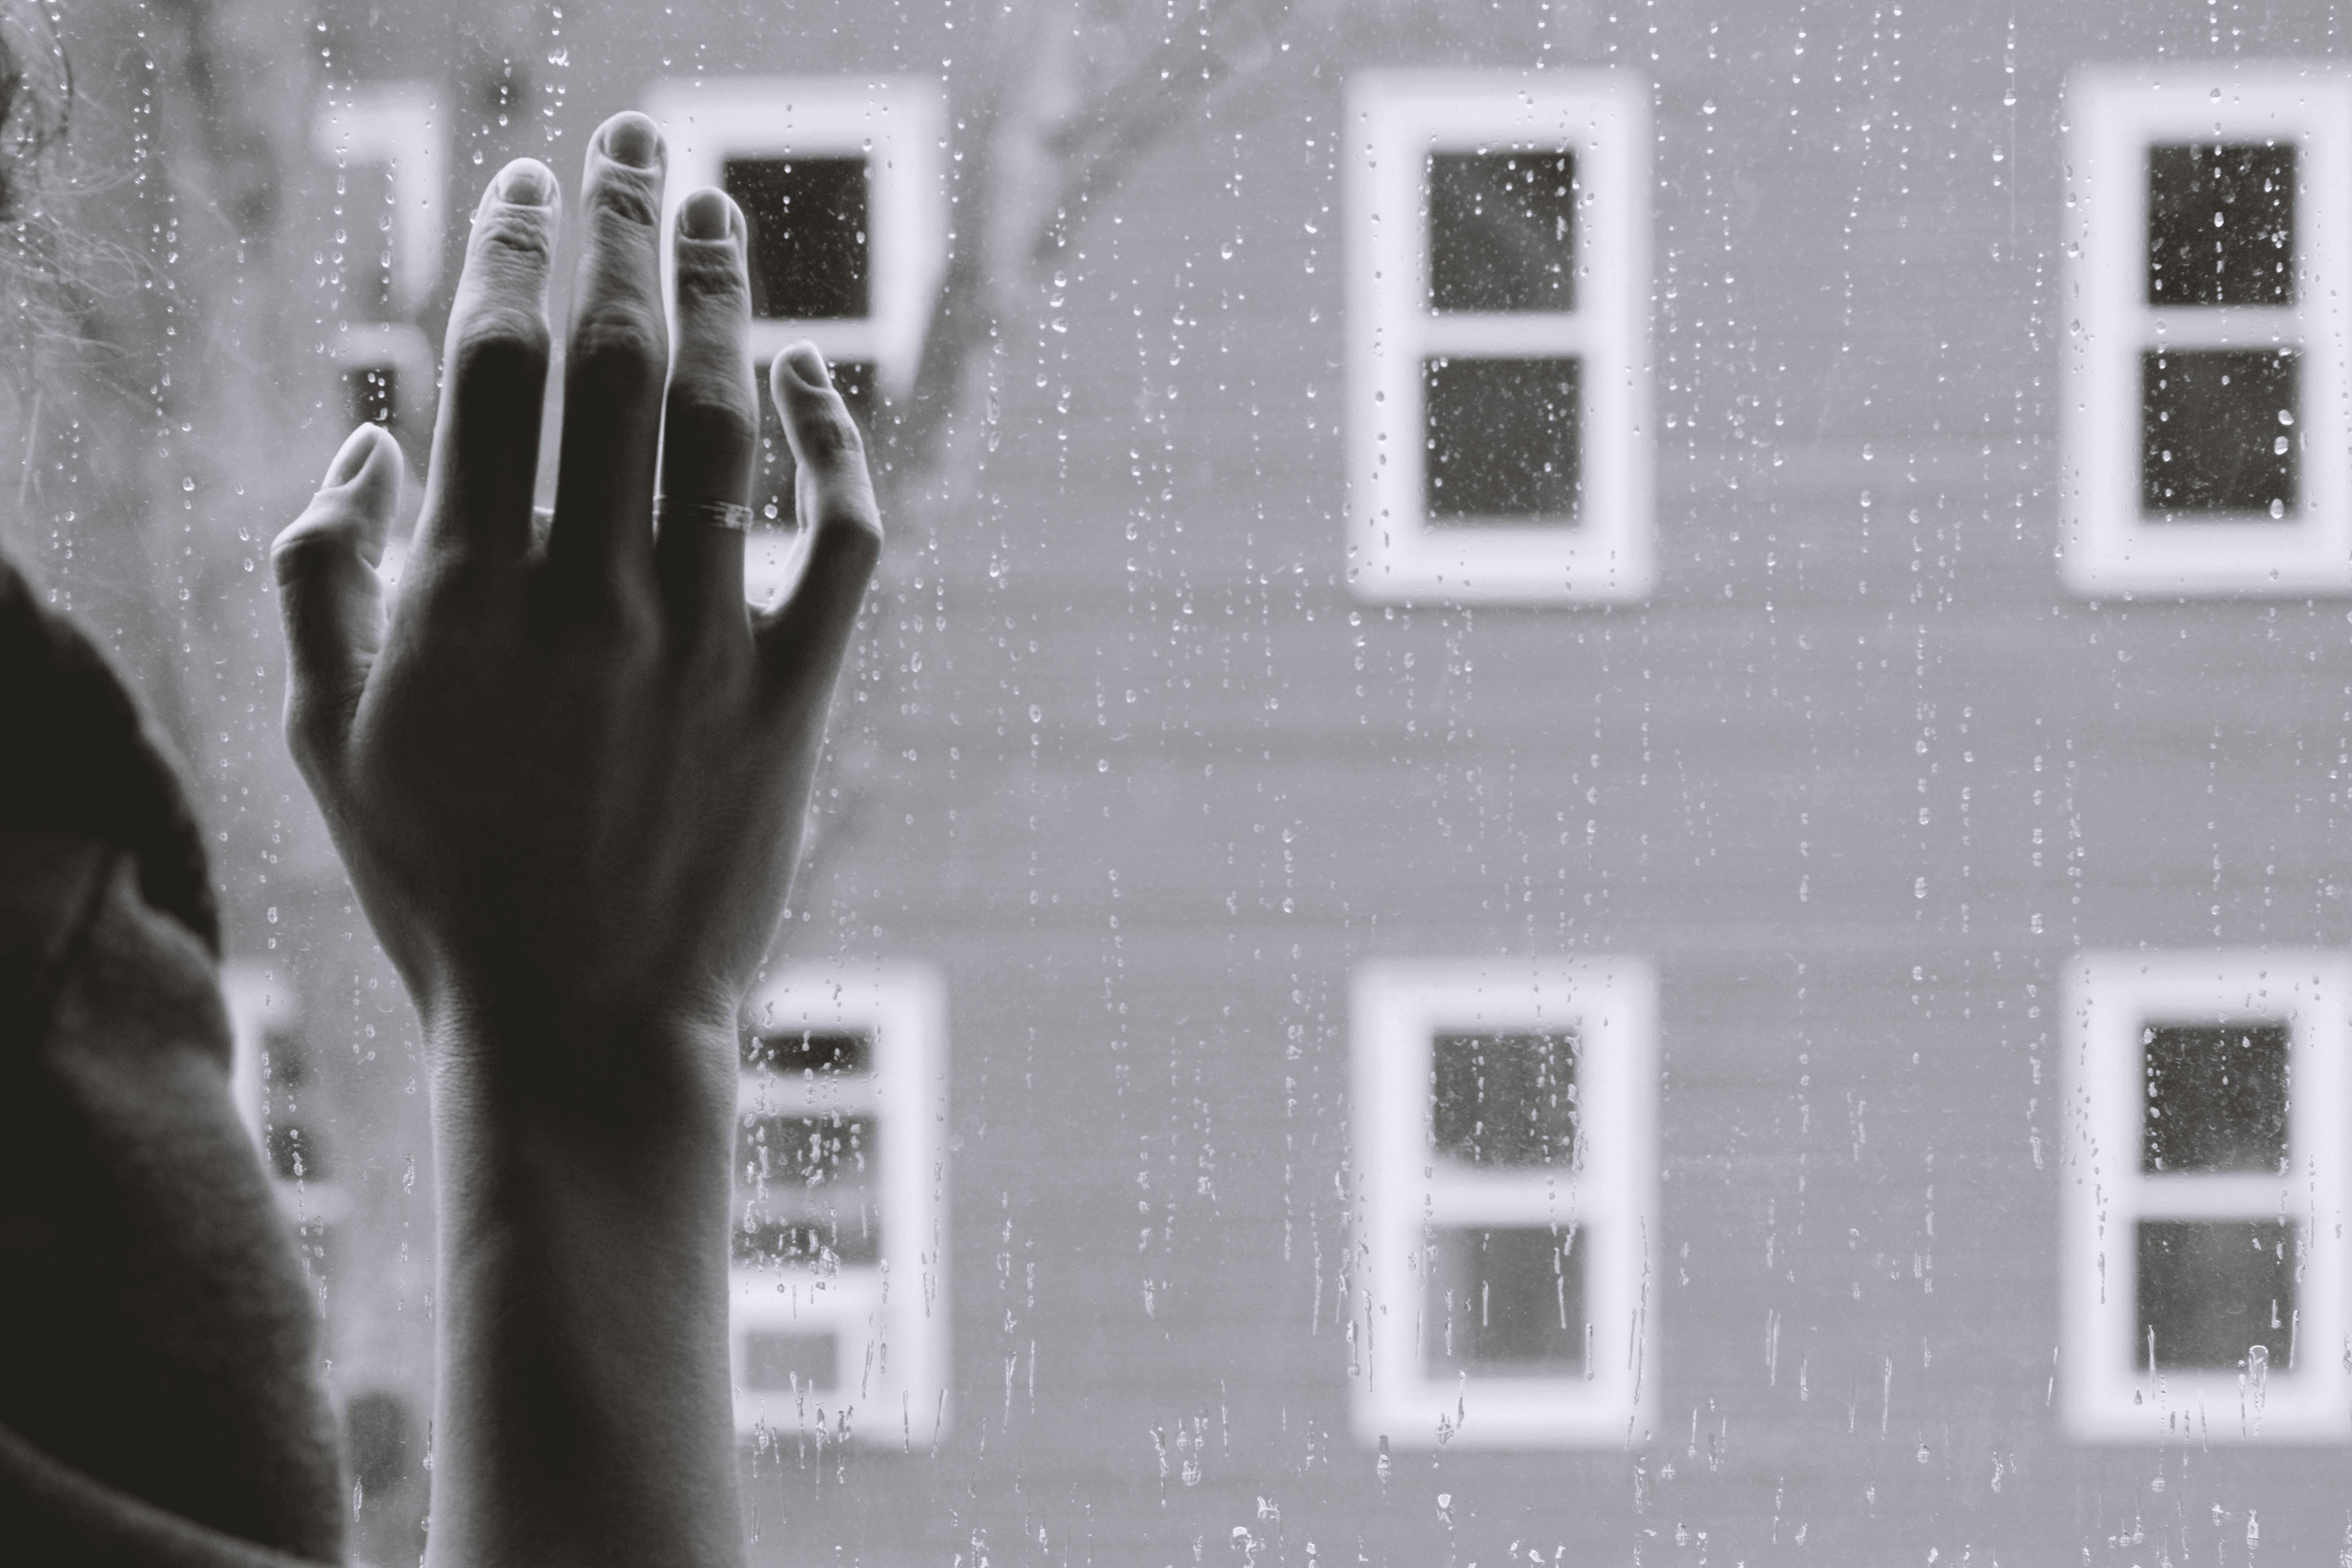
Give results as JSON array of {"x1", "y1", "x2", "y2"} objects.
[{"x1": 20, "y1": 0, "x2": 2352, "y2": 1563}]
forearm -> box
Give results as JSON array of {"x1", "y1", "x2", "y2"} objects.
[{"x1": 425, "y1": 1018, "x2": 744, "y2": 1568}]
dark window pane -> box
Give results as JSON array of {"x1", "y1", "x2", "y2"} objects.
[
  {"x1": 2147, "y1": 143, "x2": 2295, "y2": 307},
  {"x1": 343, "y1": 363, "x2": 396, "y2": 432},
  {"x1": 1426, "y1": 1226, "x2": 1583, "y2": 1375},
  {"x1": 2142, "y1": 1022, "x2": 2290, "y2": 1174},
  {"x1": 266, "y1": 1123, "x2": 325, "y2": 1183},
  {"x1": 742, "y1": 1023, "x2": 875, "y2": 1074},
  {"x1": 2136, "y1": 1220, "x2": 2295, "y2": 1372},
  {"x1": 1431, "y1": 1031, "x2": 1578, "y2": 1167},
  {"x1": 724, "y1": 156, "x2": 868, "y2": 319},
  {"x1": 733, "y1": 1210, "x2": 882, "y2": 1268},
  {"x1": 737, "y1": 1111, "x2": 875, "y2": 1187},
  {"x1": 1424, "y1": 356, "x2": 1580, "y2": 522},
  {"x1": 1429, "y1": 151, "x2": 1575, "y2": 313},
  {"x1": 751, "y1": 360, "x2": 874, "y2": 528},
  {"x1": 742, "y1": 1329, "x2": 837, "y2": 1392},
  {"x1": 2140, "y1": 349, "x2": 2296, "y2": 518}
]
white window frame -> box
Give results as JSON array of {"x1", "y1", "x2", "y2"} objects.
[
  {"x1": 642, "y1": 75, "x2": 947, "y2": 403},
  {"x1": 2062, "y1": 951, "x2": 2352, "y2": 1443},
  {"x1": 1352, "y1": 957, "x2": 1657, "y2": 1448},
  {"x1": 1345, "y1": 70, "x2": 1652, "y2": 606},
  {"x1": 732, "y1": 963, "x2": 949, "y2": 1447},
  {"x1": 2061, "y1": 65, "x2": 2352, "y2": 597},
  {"x1": 310, "y1": 83, "x2": 447, "y2": 316}
]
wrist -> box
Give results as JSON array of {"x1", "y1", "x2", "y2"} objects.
[{"x1": 423, "y1": 996, "x2": 741, "y2": 1151}]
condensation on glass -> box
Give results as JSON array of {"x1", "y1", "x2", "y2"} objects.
[
  {"x1": 728, "y1": 967, "x2": 947, "y2": 1443},
  {"x1": 1354, "y1": 960, "x2": 1655, "y2": 1448},
  {"x1": 1423, "y1": 151, "x2": 1579, "y2": 525},
  {"x1": 1345, "y1": 71, "x2": 1651, "y2": 603},
  {"x1": 2062, "y1": 68, "x2": 2352, "y2": 593},
  {"x1": 2062, "y1": 953, "x2": 2352, "y2": 1441}
]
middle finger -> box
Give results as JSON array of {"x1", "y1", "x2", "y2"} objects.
[{"x1": 545, "y1": 111, "x2": 670, "y2": 595}]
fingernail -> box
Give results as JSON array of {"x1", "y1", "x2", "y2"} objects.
[
  {"x1": 323, "y1": 424, "x2": 377, "y2": 487},
  {"x1": 680, "y1": 188, "x2": 733, "y2": 240},
  {"x1": 496, "y1": 159, "x2": 555, "y2": 206},
  {"x1": 784, "y1": 342, "x2": 830, "y2": 389},
  {"x1": 601, "y1": 113, "x2": 661, "y2": 170}
]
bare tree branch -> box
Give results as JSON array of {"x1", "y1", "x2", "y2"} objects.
[{"x1": 874, "y1": 0, "x2": 1297, "y2": 498}]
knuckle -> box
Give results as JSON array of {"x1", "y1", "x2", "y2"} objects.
[
  {"x1": 673, "y1": 242, "x2": 750, "y2": 308},
  {"x1": 798, "y1": 397, "x2": 865, "y2": 464},
  {"x1": 569, "y1": 306, "x2": 666, "y2": 390},
  {"x1": 269, "y1": 517, "x2": 349, "y2": 584},
  {"x1": 564, "y1": 569, "x2": 661, "y2": 643},
  {"x1": 451, "y1": 310, "x2": 552, "y2": 389},
  {"x1": 815, "y1": 500, "x2": 885, "y2": 570},
  {"x1": 469, "y1": 202, "x2": 557, "y2": 267},
  {"x1": 587, "y1": 167, "x2": 662, "y2": 230}
]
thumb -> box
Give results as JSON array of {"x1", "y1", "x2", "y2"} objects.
[{"x1": 272, "y1": 423, "x2": 402, "y2": 764}]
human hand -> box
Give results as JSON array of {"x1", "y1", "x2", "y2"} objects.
[
  {"x1": 271, "y1": 114, "x2": 879, "y2": 1106},
  {"x1": 272, "y1": 111, "x2": 877, "y2": 1568}
]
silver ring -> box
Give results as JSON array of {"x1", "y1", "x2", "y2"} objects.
[
  {"x1": 532, "y1": 505, "x2": 555, "y2": 529},
  {"x1": 655, "y1": 497, "x2": 755, "y2": 533}
]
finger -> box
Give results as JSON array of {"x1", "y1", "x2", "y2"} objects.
[
  {"x1": 654, "y1": 189, "x2": 756, "y2": 641},
  {"x1": 272, "y1": 423, "x2": 402, "y2": 767},
  {"x1": 415, "y1": 158, "x2": 559, "y2": 564},
  {"x1": 546, "y1": 111, "x2": 669, "y2": 593},
  {"x1": 755, "y1": 344, "x2": 883, "y2": 706}
]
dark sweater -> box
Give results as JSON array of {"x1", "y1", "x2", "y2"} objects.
[{"x1": 0, "y1": 550, "x2": 345, "y2": 1565}]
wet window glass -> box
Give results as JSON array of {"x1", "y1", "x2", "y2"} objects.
[
  {"x1": 724, "y1": 155, "x2": 869, "y2": 319},
  {"x1": 742, "y1": 1329, "x2": 838, "y2": 1393},
  {"x1": 2147, "y1": 143, "x2": 2294, "y2": 307},
  {"x1": 34, "y1": 6, "x2": 2352, "y2": 1564},
  {"x1": 1351, "y1": 77, "x2": 1642, "y2": 596},
  {"x1": 1420, "y1": 152, "x2": 1581, "y2": 526},
  {"x1": 341, "y1": 362, "x2": 397, "y2": 432},
  {"x1": 1431, "y1": 1029, "x2": 1578, "y2": 1166},
  {"x1": 736, "y1": 1025, "x2": 881, "y2": 1271},
  {"x1": 1427, "y1": 1225, "x2": 1584, "y2": 1374},
  {"x1": 262, "y1": 1024, "x2": 327, "y2": 1184},
  {"x1": 742, "y1": 1025, "x2": 875, "y2": 1077},
  {"x1": 1428, "y1": 151, "x2": 1575, "y2": 313},
  {"x1": 2141, "y1": 1022, "x2": 2290, "y2": 1173},
  {"x1": 2140, "y1": 348, "x2": 2297, "y2": 518},
  {"x1": 1423, "y1": 354, "x2": 1579, "y2": 521},
  {"x1": 735, "y1": 1111, "x2": 880, "y2": 1267},
  {"x1": 2137, "y1": 1220, "x2": 2296, "y2": 1372}
]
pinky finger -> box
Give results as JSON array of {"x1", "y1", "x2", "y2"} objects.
[{"x1": 754, "y1": 344, "x2": 882, "y2": 708}]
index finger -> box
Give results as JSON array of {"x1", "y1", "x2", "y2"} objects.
[{"x1": 414, "y1": 159, "x2": 562, "y2": 565}]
